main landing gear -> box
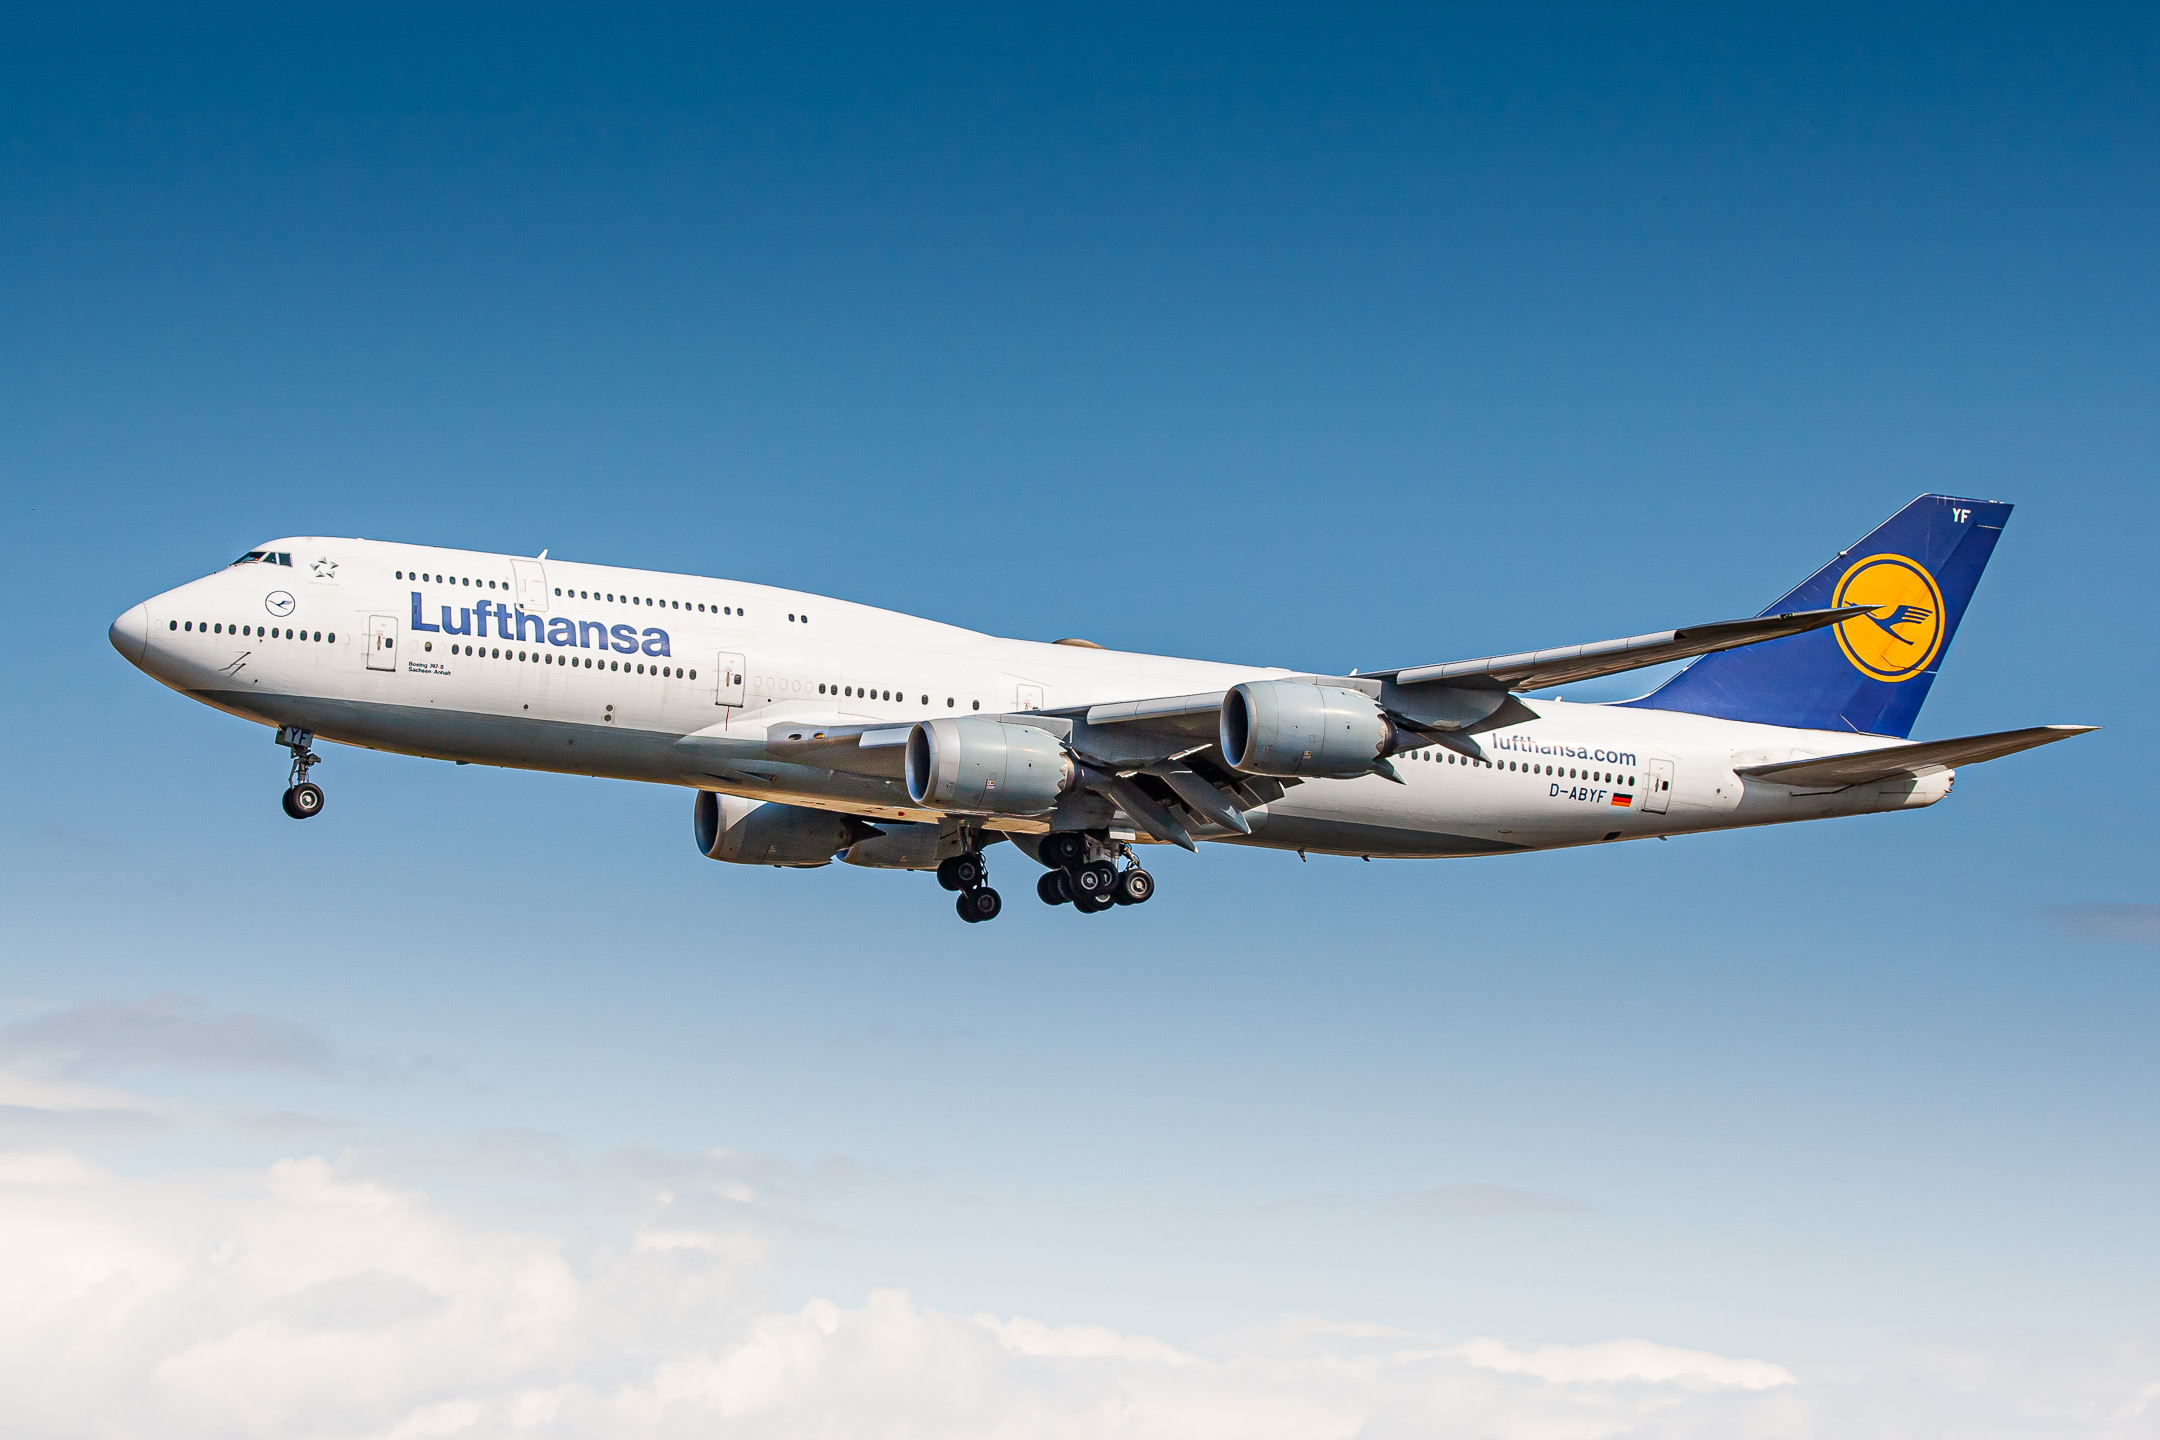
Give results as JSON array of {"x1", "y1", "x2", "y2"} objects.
[
  {"x1": 937, "y1": 851, "x2": 1003, "y2": 923},
  {"x1": 276, "y1": 726, "x2": 325, "y2": 820},
  {"x1": 1035, "y1": 832, "x2": 1153, "y2": 915}
]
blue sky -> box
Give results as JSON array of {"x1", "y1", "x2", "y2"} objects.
[{"x1": 2, "y1": 6, "x2": 2157, "y2": 1434}]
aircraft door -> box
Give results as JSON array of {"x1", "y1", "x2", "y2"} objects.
[
  {"x1": 715, "y1": 651, "x2": 746, "y2": 707},
  {"x1": 366, "y1": 614, "x2": 399, "y2": 672},
  {"x1": 1015, "y1": 683, "x2": 1044, "y2": 712},
  {"x1": 1643, "y1": 758, "x2": 1674, "y2": 814},
  {"x1": 511, "y1": 558, "x2": 549, "y2": 612}
]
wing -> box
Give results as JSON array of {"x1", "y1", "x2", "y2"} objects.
[
  {"x1": 1366, "y1": 604, "x2": 1873, "y2": 693},
  {"x1": 1736, "y1": 724, "x2": 2096, "y2": 788}
]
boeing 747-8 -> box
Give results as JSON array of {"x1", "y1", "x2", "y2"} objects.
[{"x1": 109, "y1": 495, "x2": 2092, "y2": 920}]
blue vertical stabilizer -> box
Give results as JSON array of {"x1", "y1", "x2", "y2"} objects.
[{"x1": 1627, "y1": 495, "x2": 2011, "y2": 738}]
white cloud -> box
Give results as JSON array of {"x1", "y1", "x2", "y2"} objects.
[
  {"x1": 0, "y1": 1131, "x2": 2151, "y2": 1439},
  {"x1": 0, "y1": 992, "x2": 344, "y2": 1076}
]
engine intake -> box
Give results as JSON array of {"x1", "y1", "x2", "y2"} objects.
[
  {"x1": 905, "y1": 717, "x2": 1074, "y2": 815},
  {"x1": 1220, "y1": 680, "x2": 1395, "y2": 778},
  {"x1": 694, "y1": 791, "x2": 861, "y2": 867}
]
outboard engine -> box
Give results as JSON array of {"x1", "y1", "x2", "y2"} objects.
[
  {"x1": 694, "y1": 791, "x2": 863, "y2": 867},
  {"x1": 905, "y1": 717, "x2": 1074, "y2": 815},
  {"x1": 1219, "y1": 679, "x2": 1397, "y2": 778}
]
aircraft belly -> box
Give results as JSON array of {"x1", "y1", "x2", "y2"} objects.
[
  {"x1": 1241, "y1": 776, "x2": 1525, "y2": 858},
  {"x1": 1225, "y1": 811, "x2": 1523, "y2": 858},
  {"x1": 198, "y1": 690, "x2": 699, "y2": 784}
]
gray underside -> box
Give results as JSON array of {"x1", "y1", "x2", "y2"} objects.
[
  {"x1": 1231, "y1": 812, "x2": 1524, "y2": 859},
  {"x1": 201, "y1": 689, "x2": 1517, "y2": 859},
  {"x1": 203, "y1": 688, "x2": 767, "y2": 786}
]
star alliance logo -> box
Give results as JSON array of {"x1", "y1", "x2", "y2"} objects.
[{"x1": 311, "y1": 556, "x2": 339, "y2": 578}]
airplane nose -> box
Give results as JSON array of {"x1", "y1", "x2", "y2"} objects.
[{"x1": 109, "y1": 603, "x2": 149, "y2": 665}]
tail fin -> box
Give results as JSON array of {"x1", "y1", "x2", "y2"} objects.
[{"x1": 1627, "y1": 494, "x2": 2012, "y2": 738}]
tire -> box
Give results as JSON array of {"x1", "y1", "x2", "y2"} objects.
[
  {"x1": 1114, "y1": 867, "x2": 1154, "y2": 905},
  {"x1": 1074, "y1": 891, "x2": 1115, "y2": 914},
  {"x1": 956, "y1": 886, "x2": 1002, "y2": 923},
  {"x1": 284, "y1": 782, "x2": 325, "y2": 819},
  {"x1": 1042, "y1": 832, "x2": 1086, "y2": 868},
  {"x1": 935, "y1": 856, "x2": 964, "y2": 891},
  {"x1": 951, "y1": 853, "x2": 987, "y2": 890},
  {"x1": 1074, "y1": 860, "x2": 1117, "y2": 897},
  {"x1": 1036, "y1": 870, "x2": 1072, "y2": 906}
]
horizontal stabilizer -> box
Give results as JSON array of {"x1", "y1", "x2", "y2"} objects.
[
  {"x1": 1375, "y1": 606, "x2": 1873, "y2": 693},
  {"x1": 1737, "y1": 724, "x2": 2096, "y2": 788}
]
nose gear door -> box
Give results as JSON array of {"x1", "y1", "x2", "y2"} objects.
[
  {"x1": 366, "y1": 614, "x2": 398, "y2": 672},
  {"x1": 715, "y1": 651, "x2": 745, "y2": 707}
]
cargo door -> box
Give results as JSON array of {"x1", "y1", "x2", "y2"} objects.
[
  {"x1": 366, "y1": 614, "x2": 399, "y2": 672},
  {"x1": 715, "y1": 651, "x2": 746, "y2": 707},
  {"x1": 1015, "y1": 682, "x2": 1045, "y2": 712},
  {"x1": 1643, "y1": 758, "x2": 1674, "y2": 814}
]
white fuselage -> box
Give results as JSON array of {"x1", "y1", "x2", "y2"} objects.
[{"x1": 109, "y1": 537, "x2": 1950, "y2": 859}]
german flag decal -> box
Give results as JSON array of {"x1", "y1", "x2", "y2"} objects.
[{"x1": 1611, "y1": 793, "x2": 1633, "y2": 807}]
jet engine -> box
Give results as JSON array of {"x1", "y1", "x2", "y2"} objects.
[
  {"x1": 905, "y1": 717, "x2": 1074, "y2": 815},
  {"x1": 694, "y1": 790, "x2": 864, "y2": 867},
  {"x1": 1219, "y1": 679, "x2": 1397, "y2": 778}
]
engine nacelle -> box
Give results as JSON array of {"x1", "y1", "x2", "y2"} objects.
[
  {"x1": 1219, "y1": 680, "x2": 1395, "y2": 778},
  {"x1": 905, "y1": 717, "x2": 1074, "y2": 815},
  {"x1": 694, "y1": 790, "x2": 858, "y2": 868}
]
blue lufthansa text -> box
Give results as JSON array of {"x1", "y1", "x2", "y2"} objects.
[{"x1": 410, "y1": 592, "x2": 671, "y2": 656}]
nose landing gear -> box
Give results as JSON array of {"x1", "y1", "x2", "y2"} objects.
[{"x1": 276, "y1": 726, "x2": 325, "y2": 820}]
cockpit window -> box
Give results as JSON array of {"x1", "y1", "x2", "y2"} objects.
[
  {"x1": 230, "y1": 551, "x2": 267, "y2": 566},
  {"x1": 228, "y1": 550, "x2": 293, "y2": 568}
]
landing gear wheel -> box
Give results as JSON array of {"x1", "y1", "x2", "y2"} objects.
[
  {"x1": 1042, "y1": 832, "x2": 1087, "y2": 868},
  {"x1": 282, "y1": 782, "x2": 325, "y2": 820},
  {"x1": 1073, "y1": 860, "x2": 1118, "y2": 899},
  {"x1": 1036, "y1": 870, "x2": 1073, "y2": 906},
  {"x1": 957, "y1": 887, "x2": 1003, "y2": 923},
  {"x1": 1074, "y1": 891, "x2": 1115, "y2": 914},
  {"x1": 1114, "y1": 867, "x2": 1153, "y2": 905},
  {"x1": 937, "y1": 853, "x2": 987, "y2": 892}
]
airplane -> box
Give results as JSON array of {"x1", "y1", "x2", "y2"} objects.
[{"x1": 108, "y1": 494, "x2": 2092, "y2": 922}]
